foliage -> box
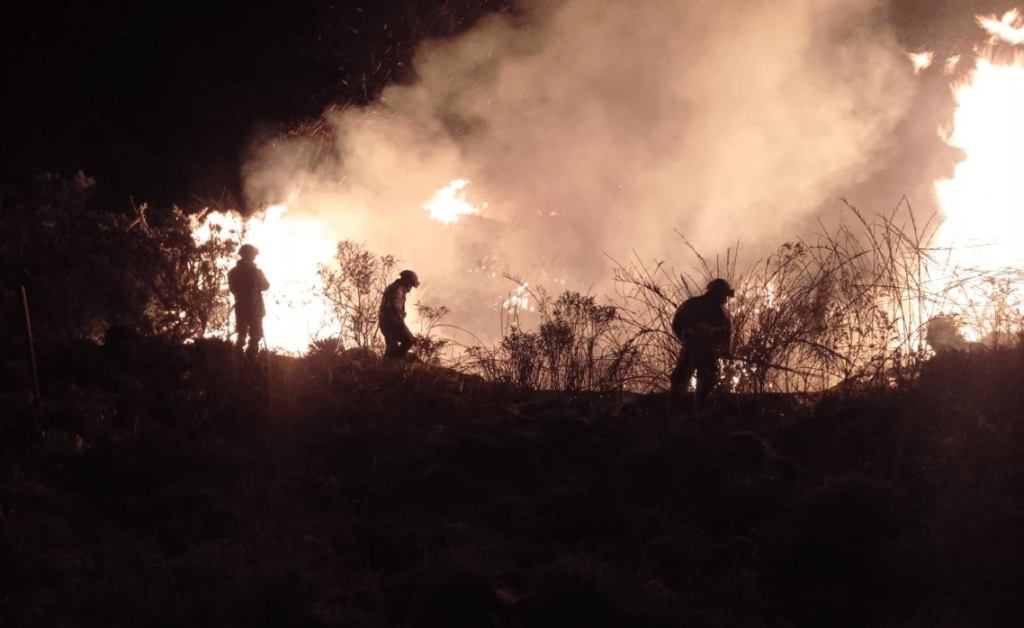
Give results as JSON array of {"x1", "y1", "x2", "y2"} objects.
[
  {"x1": 609, "y1": 241, "x2": 737, "y2": 393},
  {"x1": 722, "y1": 199, "x2": 936, "y2": 393},
  {"x1": 0, "y1": 172, "x2": 235, "y2": 348},
  {"x1": 611, "y1": 199, "x2": 1024, "y2": 394},
  {"x1": 6, "y1": 171, "x2": 1023, "y2": 400},
  {"x1": 462, "y1": 277, "x2": 642, "y2": 392},
  {"x1": 318, "y1": 240, "x2": 396, "y2": 351},
  {"x1": 413, "y1": 302, "x2": 451, "y2": 364},
  {"x1": 139, "y1": 206, "x2": 238, "y2": 341},
  {"x1": 5, "y1": 327, "x2": 1024, "y2": 627}
]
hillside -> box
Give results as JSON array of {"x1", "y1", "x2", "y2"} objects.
[{"x1": 2, "y1": 337, "x2": 1023, "y2": 627}]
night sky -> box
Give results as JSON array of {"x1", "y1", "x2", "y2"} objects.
[
  {"x1": 1, "y1": 0, "x2": 511, "y2": 210},
  {"x1": 1, "y1": 0, "x2": 1017, "y2": 211}
]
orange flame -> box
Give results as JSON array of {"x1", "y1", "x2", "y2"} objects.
[
  {"x1": 934, "y1": 58, "x2": 1024, "y2": 270},
  {"x1": 907, "y1": 51, "x2": 934, "y2": 74},
  {"x1": 931, "y1": 12, "x2": 1024, "y2": 342},
  {"x1": 423, "y1": 179, "x2": 486, "y2": 225},
  {"x1": 977, "y1": 8, "x2": 1024, "y2": 45},
  {"x1": 191, "y1": 205, "x2": 337, "y2": 353}
]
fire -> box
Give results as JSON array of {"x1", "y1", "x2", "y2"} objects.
[
  {"x1": 934, "y1": 66, "x2": 1024, "y2": 270},
  {"x1": 931, "y1": 10, "x2": 1024, "y2": 341},
  {"x1": 944, "y1": 55, "x2": 961, "y2": 76},
  {"x1": 934, "y1": 58, "x2": 1024, "y2": 262},
  {"x1": 907, "y1": 51, "x2": 934, "y2": 74},
  {"x1": 977, "y1": 8, "x2": 1024, "y2": 45},
  {"x1": 502, "y1": 282, "x2": 535, "y2": 313},
  {"x1": 423, "y1": 179, "x2": 486, "y2": 225},
  {"x1": 188, "y1": 177, "x2": 493, "y2": 354},
  {"x1": 191, "y1": 205, "x2": 336, "y2": 353}
]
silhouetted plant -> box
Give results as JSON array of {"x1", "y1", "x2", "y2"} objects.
[
  {"x1": 462, "y1": 276, "x2": 642, "y2": 392},
  {"x1": 318, "y1": 240, "x2": 396, "y2": 351},
  {"x1": 413, "y1": 302, "x2": 451, "y2": 363},
  {"x1": 143, "y1": 206, "x2": 238, "y2": 341},
  {"x1": 609, "y1": 242, "x2": 736, "y2": 393},
  {"x1": 608, "y1": 198, "x2": 1024, "y2": 394},
  {"x1": 0, "y1": 173, "x2": 235, "y2": 346}
]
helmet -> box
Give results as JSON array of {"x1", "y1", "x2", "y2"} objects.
[
  {"x1": 399, "y1": 269, "x2": 420, "y2": 287},
  {"x1": 239, "y1": 244, "x2": 259, "y2": 260},
  {"x1": 706, "y1": 278, "x2": 734, "y2": 297}
]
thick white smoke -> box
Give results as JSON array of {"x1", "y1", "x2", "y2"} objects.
[{"x1": 243, "y1": 0, "x2": 916, "y2": 342}]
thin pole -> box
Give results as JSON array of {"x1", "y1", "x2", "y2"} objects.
[{"x1": 21, "y1": 286, "x2": 42, "y2": 413}]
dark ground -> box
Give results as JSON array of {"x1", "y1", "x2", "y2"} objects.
[{"x1": 2, "y1": 337, "x2": 1024, "y2": 627}]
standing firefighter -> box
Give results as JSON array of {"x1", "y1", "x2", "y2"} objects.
[
  {"x1": 670, "y1": 278, "x2": 734, "y2": 408},
  {"x1": 227, "y1": 244, "x2": 270, "y2": 360},
  {"x1": 379, "y1": 269, "x2": 419, "y2": 359}
]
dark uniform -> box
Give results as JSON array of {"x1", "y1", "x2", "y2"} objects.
[
  {"x1": 227, "y1": 245, "x2": 270, "y2": 359},
  {"x1": 379, "y1": 270, "x2": 419, "y2": 359},
  {"x1": 670, "y1": 279, "x2": 733, "y2": 407}
]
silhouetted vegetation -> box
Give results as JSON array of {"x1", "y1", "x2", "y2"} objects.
[
  {"x1": 1, "y1": 173, "x2": 234, "y2": 350},
  {"x1": 3, "y1": 178, "x2": 1024, "y2": 626}
]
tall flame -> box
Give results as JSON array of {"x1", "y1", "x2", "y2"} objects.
[
  {"x1": 191, "y1": 177, "x2": 490, "y2": 353},
  {"x1": 907, "y1": 51, "x2": 934, "y2": 74},
  {"x1": 931, "y1": 10, "x2": 1024, "y2": 341},
  {"x1": 192, "y1": 205, "x2": 337, "y2": 353},
  {"x1": 934, "y1": 64, "x2": 1024, "y2": 271}
]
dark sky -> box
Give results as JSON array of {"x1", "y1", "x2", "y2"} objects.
[
  {"x1": 1, "y1": 0, "x2": 510, "y2": 210},
  {"x1": 0, "y1": 0, "x2": 1016, "y2": 211}
]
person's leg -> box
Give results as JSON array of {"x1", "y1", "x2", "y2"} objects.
[
  {"x1": 246, "y1": 318, "x2": 263, "y2": 359},
  {"x1": 694, "y1": 356, "x2": 720, "y2": 408},
  {"x1": 236, "y1": 317, "x2": 249, "y2": 355},
  {"x1": 669, "y1": 348, "x2": 694, "y2": 401},
  {"x1": 380, "y1": 325, "x2": 396, "y2": 358},
  {"x1": 392, "y1": 324, "x2": 416, "y2": 359}
]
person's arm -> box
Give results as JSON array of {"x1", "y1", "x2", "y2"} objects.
[
  {"x1": 257, "y1": 269, "x2": 270, "y2": 292},
  {"x1": 710, "y1": 312, "x2": 732, "y2": 355},
  {"x1": 671, "y1": 302, "x2": 690, "y2": 339}
]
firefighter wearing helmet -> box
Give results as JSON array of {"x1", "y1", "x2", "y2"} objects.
[
  {"x1": 227, "y1": 244, "x2": 270, "y2": 360},
  {"x1": 379, "y1": 270, "x2": 420, "y2": 359},
  {"x1": 670, "y1": 278, "x2": 734, "y2": 408}
]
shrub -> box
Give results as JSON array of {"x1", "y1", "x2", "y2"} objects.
[
  {"x1": 610, "y1": 199, "x2": 1024, "y2": 394},
  {"x1": 463, "y1": 279, "x2": 643, "y2": 393},
  {"x1": 318, "y1": 240, "x2": 396, "y2": 351}
]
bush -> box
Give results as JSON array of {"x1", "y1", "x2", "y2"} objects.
[
  {"x1": 318, "y1": 240, "x2": 396, "y2": 351},
  {"x1": 0, "y1": 173, "x2": 235, "y2": 348},
  {"x1": 464, "y1": 282, "x2": 642, "y2": 393}
]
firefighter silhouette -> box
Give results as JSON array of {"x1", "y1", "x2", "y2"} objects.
[
  {"x1": 227, "y1": 244, "x2": 270, "y2": 360},
  {"x1": 670, "y1": 278, "x2": 734, "y2": 408},
  {"x1": 379, "y1": 269, "x2": 419, "y2": 359}
]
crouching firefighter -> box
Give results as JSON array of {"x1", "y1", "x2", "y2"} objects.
[
  {"x1": 227, "y1": 244, "x2": 270, "y2": 360},
  {"x1": 379, "y1": 270, "x2": 420, "y2": 359},
  {"x1": 670, "y1": 278, "x2": 734, "y2": 409}
]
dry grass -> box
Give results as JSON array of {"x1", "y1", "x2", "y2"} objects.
[
  {"x1": 455, "y1": 275, "x2": 644, "y2": 393},
  {"x1": 603, "y1": 198, "x2": 1024, "y2": 394}
]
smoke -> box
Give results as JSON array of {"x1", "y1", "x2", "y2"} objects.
[{"x1": 243, "y1": 0, "x2": 916, "y2": 341}]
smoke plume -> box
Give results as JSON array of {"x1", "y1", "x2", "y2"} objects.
[{"x1": 243, "y1": 0, "x2": 916, "y2": 341}]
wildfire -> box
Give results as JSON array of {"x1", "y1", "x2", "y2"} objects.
[
  {"x1": 934, "y1": 58, "x2": 1024, "y2": 264},
  {"x1": 191, "y1": 205, "x2": 336, "y2": 353},
  {"x1": 502, "y1": 282, "x2": 535, "y2": 312},
  {"x1": 907, "y1": 51, "x2": 934, "y2": 74},
  {"x1": 931, "y1": 9, "x2": 1024, "y2": 341},
  {"x1": 977, "y1": 8, "x2": 1024, "y2": 45},
  {"x1": 423, "y1": 179, "x2": 486, "y2": 225},
  {"x1": 188, "y1": 176, "x2": 495, "y2": 354}
]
